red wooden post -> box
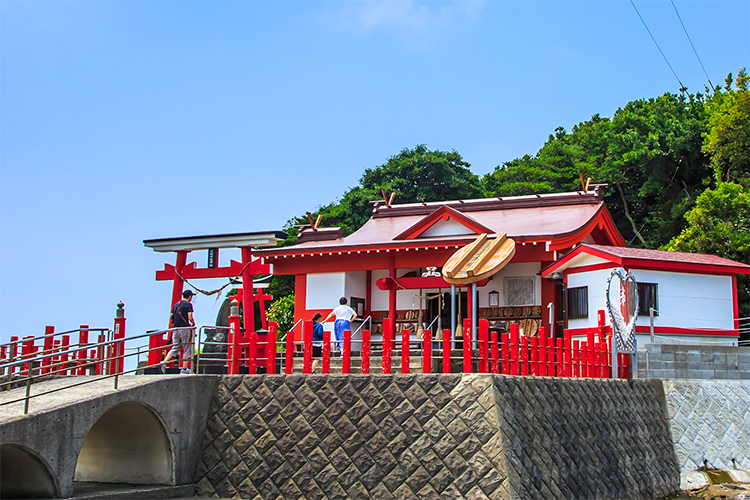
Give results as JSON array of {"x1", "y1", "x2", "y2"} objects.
[
  {"x1": 556, "y1": 337, "x2": 564, "y2": 377},
  {"x1": 501, "y1": 332, "x2": 510, "y2": 375},
  {"x1": 463, "y1": 319, "x2": 472, "y2": 373},
  {"x1": 247, "y1": 330, "x2": 257, "y2": 374},
  {"x1": 587, "y1": 331, "x2": 595, "y2": 378},
  {"x1": 8, "y1": 337, "x2": 18, "y2": 376},
  {"x1": 362, "y1": 329, "x2": 371, "y2": 374},
  {"x1": 491, "y1": 331, "x2": 500, "y2": 374},
  {"x1": 580, "y1": 341, "x2": 588, "y2": 377},
  {"x1": 442, "y1": 329, "x2": 451, "y2": 374},
  {"x1": 479, "y1": 320, "x2": 489, "y2": 373},
  {"x1": 323, "y1": 330, "x2": 331, "y2": 374},
  {"x1": 595, "y1": 343, "x2": 601, "y2": 378},
  {"x1": 114, "y1": 303, "x2": 126, "y2": 373},
  {"x1": 60, "y1": 335, "x2": 70, "y2": 376},
  {"x1": 96, "y1": 333, "x2": 105, "y2": 375},
  {"x1": 78, "y1": 327, "x2": 89, "y2": 375},
  {"x1": 267, "y1": 321, "x2": 277, "y2": 374},
  {"x1": 510, "y1": 323, "x2": 519, "y2": 376},
  {"x1": 228, "y1": 308, "x2": 242, "y2": 374},
  {"x1": 530, "y1": 337, "x2": 537, "y2": 376},
  {"x1": 597, "y1": 310, "x2": 606, "y2": 343},
  {"x1": 547, "y1": 334, "x2": 554, "y2": 375},
  {"x1": 303, "y1": 320, "x2": 312, "y2": 374},
  {"x1": 401, "y1": 329, "x2": 409, "y2": 374},
  {"x1": 22, "y1": 337, "x2": 34, "y2": 376},
  {"x1": 520, "y1": 336, "x2": 528, "y2": 376},
  {"x1": 285, "y1": 332, "x2": 294, "y2": 374},
  {"x1": 538, "y1": 328, "x2": 547, "y2": 376},
  {"x1": 382, "y1": 317, "x2": 392, "y2": 374},
  {"x1": 42, "y1": 326, "x2": 54, "y2": 375},
  {"x1": 563, "y1": 330, "x2": 572, "y2": 378},
  {"x1": 572, "y1": 340, "x2": 580, "y2": 378},
  {"x1": 423, "y1": 329, "x2": 432, "y2": 374},
  {"x1": 343, "y1": 330, "x2": 352, "y2": 374}
]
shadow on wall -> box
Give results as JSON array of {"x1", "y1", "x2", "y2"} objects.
[
  {"x1": 74, "y1": 402, "x2": 173, "y2": 485},
  {"x1": 0, "y1": 444, "x2": 58, "y2": 498}
]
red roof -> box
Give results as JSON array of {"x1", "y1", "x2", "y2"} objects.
[
  {"x1": 542, "y1": 243, "x2": 750, "y2": 276},
  {"x1": 258, "y1": 191, "x2": 626, "y2": 257}
]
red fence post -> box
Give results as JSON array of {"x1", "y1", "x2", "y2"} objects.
[
  {"x1": 423, "y1": 330, "x2": 431, "y2": 374},
  {"x1": 538, "y1": 328, "x2": 547, "y2": 376},
  {"x1": 401, "y1": 329, "x2": 409, "y2": 374},
  {"x1": 343, "y1": 330, "x2": 351, "y2": 374},
  {"x1": 78, "y1": 327, "x2": 89, "y2": 376},
  {"x1": 580, "y1": 341, "x2": 588, "y2": 378},
  {"x1": 501, "y1": 332, "x2": 510, "y2": 375},
  {"x1": 520, "y1": 336, "x2": 528, "y2": 376},
  {"x1": 479, "y1": 320, "x2": 489, "y2": 373},
  {"x1": 96, "y1": 333, "x2": 105, "y2": 375},
  {"x1": 463, "y1": 319, "x2": 472, "y2": 374},
  {"x1": 587, "y1": 331, "x2": 595, "y2": 378},
  {"x1": 303, "y1": 320, "x2": 312, "y2": 374},
  {"x1": 114, "y1": 302, "x2": 126, "y2": 373},
  {"x1": 442, "y1": 329, "x2": 451, "y2": 374},
  {"x1": 382, "y1": 318, "x2": 392, "y2": 374},
  {"x1": 510, "y1": 324, "x2": 519, "y2": 376},
  {"x1": 362, "y1": 330, "x2": 370, "y2": 375},
  {"x1": 556, "y1": 337, "x2": 564, "y2": 377},
  {"x1": 362, "y1": 329, "x2": 371, "y2": 374},
  {"x1": 530, "y1": 337, "x2": 537, "y2": 376},
  {"x1": 60, "y1": 335, "x2": 70, "y2": 376},
  {"x1": 228, "y1": 311, "x2": 242, "y2": 375},
  {"x1": 285, "y1": 332, "x2": 294, "y2": 374},
  {"x1": 572, "y1": 340, "x2": 580, "y2": 378},
  {"x1": 247, "y1": 330, "x2": 257, "y2": 375},
  {"x1": 564, "y1": 330, "x2": 572, "y2": 378},
  {"x1": 8, "y1": 337, "x2": 18, "y2": 376},
  {"x1": 267, "y1": 321, "x2": 277, "y2": 374},
  {"x1": 323, "y1": 330, "x2": 330, "y2": 374},
  {"x1": 491, "y1": 331, "x2": 500, "y2": 374},
  {"x1": 42, "y1": 326, "x2": 54, "y2": 375}
]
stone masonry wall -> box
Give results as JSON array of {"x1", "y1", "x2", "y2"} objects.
[
  {"x1": 638, "y1": 344, "x2": 750, "y2": 380},
  {"x1": 195, "y1": 375, "x2": 680, "y2": 500},
  {"x1": 662, "y1": 380, "x2": 750, "y2": 472}
]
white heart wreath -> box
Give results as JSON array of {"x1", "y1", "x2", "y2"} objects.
[{"x1": 606, "y1": 268, "x2": 639, "y2": 352}]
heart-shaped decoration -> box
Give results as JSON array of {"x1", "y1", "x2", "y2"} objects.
[{"x1": 606, "y1": 268, "x2": 639, "y2": 352}]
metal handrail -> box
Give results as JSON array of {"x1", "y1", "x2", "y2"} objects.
[
  {"x1": 279, "y1": 318, "x2": 304, "y2": 342},
  {"x1": 0, "y1": 328, "x2": 112, "y2": 348},
  {"x1": 352, "y1": 316, "x2": 372, "y2": 336}
]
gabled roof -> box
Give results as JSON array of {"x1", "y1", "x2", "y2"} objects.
[
  {"x1": 393, "y1": 205, "x2": 493, "y2": 240},
  {"x1": 542, "y1": 244, "x2": 750, "y2": 277},
  {"x1": 257, "y1": 191, "x2": 626, "y2": 258}
]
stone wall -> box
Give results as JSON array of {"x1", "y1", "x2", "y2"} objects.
[
  {"x1": 638, "y1": 344, "x2": 750, "y2": 380},
  {"x1": 662, "y1": 379, "x2": 750, "y2": 472},
  {"x1": 195, "y1": 375, "x2": 680, "y2": 499}
]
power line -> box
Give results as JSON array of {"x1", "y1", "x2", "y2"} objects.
[
  {"x1": 670, "y1": 0, "x2": 715, "y2": 90},
  {"x1": 629, "y1": 0, "x2": 685, "y2": 90}
]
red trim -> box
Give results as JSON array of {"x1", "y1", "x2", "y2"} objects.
[
  {"x1": 294, "y1": 275, "x2": 306, "y2": 342},
  {"x1": 394, "y1": 205, "x2": 493, "y2": 240},
  {"x1": 567, "y1": 325, "x2": 738, "y2": 337},
  {"x1": 549, "y1": 206, "x2": 626, "y2": 251},
  {"x1": 156, "y1": 259, "x2": 270, "y2": 280},
  {"x1": 733, "y1": 274, "x2": 740, "y2": 332},
  {"x1": 375, "y1": 275, "x2": 491, "y2": 291}
]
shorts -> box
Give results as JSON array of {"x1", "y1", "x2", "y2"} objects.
[
  {"x1": 168, "y1": 328, "x2": 194, "y2": 361},
  {"x1": 312, "y1": 344, "x2": 322, "y2": 359}
]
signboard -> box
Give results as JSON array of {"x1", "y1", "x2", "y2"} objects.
[{"x1": 208, "y1": 248, "x2": 219, "y2": 269}]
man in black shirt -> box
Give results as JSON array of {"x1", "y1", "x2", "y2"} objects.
[{"x1": 163, "y1": 290, "x2": 196, "y2": 374}]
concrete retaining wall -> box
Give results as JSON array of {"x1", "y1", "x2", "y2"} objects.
[
  {"x1": 638, "y1": 344, "x2": 750, "y2": 380},
  {"x1": 195, "y1": 375, "x2": 680, "y2": 499},
  {"x1": 662, "y1": 379, "x2": 750, "y2": 472}
]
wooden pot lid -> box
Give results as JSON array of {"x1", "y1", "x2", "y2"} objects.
[{"x1": 442, "y1": 233, "x2": 516, "y2": 284}]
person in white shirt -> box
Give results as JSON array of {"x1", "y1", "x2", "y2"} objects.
[{"x1": 323, "y1": 297, "x2": 357, "y2": 353}]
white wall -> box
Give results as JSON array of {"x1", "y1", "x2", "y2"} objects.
[
  {"x1": 478, "y1": 262, "x2": 542, "y2": 307},
  {"x1": 567, "y1": 268, "x2": 613, "y2": 329},
  {"x1": 306, "y1": 273, "x2": 345, "y2": 310}
]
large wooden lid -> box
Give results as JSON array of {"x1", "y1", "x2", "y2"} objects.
[{"x1": 442, "y1": 233, "x2": 516, "y2": 284}]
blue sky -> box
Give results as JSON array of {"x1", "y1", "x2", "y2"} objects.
[{"x1": 1, "y1": 1, "x2": 748, "y2": 347}]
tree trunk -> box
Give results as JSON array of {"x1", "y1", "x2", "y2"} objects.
[{"x1": 616, "y1": 182, "x2": 646, "y2": 245}]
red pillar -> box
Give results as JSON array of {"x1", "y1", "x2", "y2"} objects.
[
  {"x1": 442, "y1": 329, "x2": 451, "y2": 374},
  {"x1": 530, "y1": 337, "x2": 537, "y2": 376},
  {"x1": 401, "y1": 329, "x2": 409, "y2": 374},
  {"x1": 267, "y1": 321, "x2": 277, "y2": 374},
  {"x1": 479, "y1": 319, "x2": 488, "y2": 373},
  {"x1": 323, "y1": 331, "x2": 330, "y2": 374},
  {"x1": 42, "y1": 326, "x2": 54, "y2": 375},
  {"x1": 563, "y1": 330, "x2": 572, "y2": 378},
  {"x1": 303, "y1": 320, "x2": 312, "y2": 374},
  {"x1": 491, "y1": 331, "x2": 499, "y2": 374},
  {"x1": 60, "y1": 335, "x2": 70, "y2": 376},
  {"x1": 502, "y1": 332, "x2": 510, "y2": 375},
  {"x1": 388, "y1": 254, "x2": 397, "y2": 343},
  {"x1": 382, "y1": 318, "x2": 392, "y2": 374},
  {"x1": 228, "y1": 305, "x2": 242, "y2": 374},
  {"x1": 510, "y1": 323, "x2": 519, "y2": 376},
  {"x1": 538, "y1": 328, "x2": 547, "y2": 376},
  {"x1": 463, "y1": 319, "x2": 472, "y2": 373},
  {"x1": 113, "y1": 303, "x2": 126, "y2": 373},
  {"x1": 343, "y1": 329, "x2": 351, "y2": 374},
  {"x1": 285, "y1": 332, "x2": 294, "y2": 374},
  {"x1": 78, "y1": 327, "x2": 89, "y2": 376},
  {"x1": 241, "y1": 247, "x2": 255, "y2": 340},
  {"x1": 170, "y1": 251, "x2": 188, "y2": 320}
]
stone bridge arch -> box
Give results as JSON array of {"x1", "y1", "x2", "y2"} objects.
[
  {"x1": 74, "y1": 402, "x2": 172, "y2": 485},
  {"x1": 0, "y1": 443, "x2": 59, "y2": 498}
]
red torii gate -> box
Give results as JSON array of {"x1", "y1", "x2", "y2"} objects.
[{"x1": 144, "y1": 231, "x2": 286, "y2": 367}]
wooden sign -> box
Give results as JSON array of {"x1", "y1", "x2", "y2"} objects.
[{"x1": 442, "y1": 233, "x2": 516, "y2": 284}]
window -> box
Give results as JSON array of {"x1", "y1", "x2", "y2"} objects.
[
  {"x1": 567, "y1": 286, "x2": 589, "y2": 319},
  {"x1": 505, "y1": 277, "x2": 534, "y2": 306},
  {"x1": 638, "y1": 283, "x2": 658, "y2": 316}
]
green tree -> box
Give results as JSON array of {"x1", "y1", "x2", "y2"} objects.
[
  {"x1": 703, "y1": 69, "x2": 750, "y2": 186},
  {"x1": 664, "y1": 182, "x2": 750, "y2": 324},
  {"x1": 266, "y1": 295, "x2": 295, "y2": 348}
]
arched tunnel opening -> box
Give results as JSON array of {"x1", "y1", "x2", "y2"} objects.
[
  {"x1": 74, "y1": 402, "x2": 172, "y2": 485},
  {"x1": 0, "y1": 444, "x2": 58, "y2": 498}
]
